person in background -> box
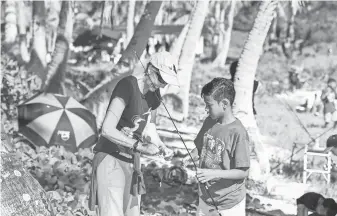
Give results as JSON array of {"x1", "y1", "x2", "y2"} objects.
[
  {"x1": 89, "y1": 51, "x2": 179, "y2": 216},
  {"x1": 321, "y1": 78, "x2": 337, "y2": 128},
  {"x1": 190, "y1": 78, "x2": 250, "y2": 216},
  {"x1": 296, "y1": 192, "x2": 337, "y2": 216},
  {"x1": 230, "y1": 60, "x2": 260, "y2": 115}
]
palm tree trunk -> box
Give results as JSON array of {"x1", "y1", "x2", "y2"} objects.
[
  {"x1": 233, "y1": 1, "x2": 278, "y2": 177},
  {"x1": 216, "y1": 2, "x2": 226, "y2": 55},
  {"x1": 213, "y1": 2, "x2": 222, "y2": 59},
  {"x1": 287, "y1": 1, "x2": 297, "y2": 43},
  {"x1": 27, "y1": 0, "x2": 47, "y2": 84},
  {"x1": 17, "y1": 1, "x2": 30, "y2": 63},
  {"x1": 161, "y1": 19, "x2": 191, "y2": 98},
  {"x1": 213, "y1": 0, "x2": 236, "y2": 66},
  {"x1": 4, "y1": 0, "x2": 17, "y2": 44},
  {"x1": 176, "y1": 0, "x2": 210, "y2": 120},
  {"x1": 126, "y1": 0, "x2": 136, "y2": 46},
  {"x1": 0, "y1": 125, "x2": 52, "y2": 216},
  {"x1": 81, "y1": 1, "x2": 163, "y2": 127},
  {"x1": 170, "y1": 21, "x2": 190, "y2": 58},
  {"x1": 44, "y1": 1, "x2": 72, "y2": 94}
]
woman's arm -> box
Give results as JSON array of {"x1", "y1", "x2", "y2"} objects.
[
  {"x1": 101, "y1": 97, "x2": 160, "y2": 155},
  {"x1": 101, "y1": 97, "x2": 138, "y2": 149},
  {"x1": 142, "y1": 109, "x2": 174, "y2": 159}
]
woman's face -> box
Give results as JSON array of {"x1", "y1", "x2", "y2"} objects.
[{"x1": 146, "y1": 64, "x2": 167, "y2": 91}]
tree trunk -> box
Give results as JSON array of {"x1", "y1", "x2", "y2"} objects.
[
  {"x1": 81, "y1": 1, "x2": 163, "y2": 127},
  {"x1": 126, "y1": 0, "x2": 136, "y2": 46},
  {"x1": 17, "y1": 1, "x2": 30, "y2": 63},
  {"x1": 170, "y1": 21, "x2": 190, "y2": 58},
  {"x1": 44, "y1": 1, "x2": 73, "y2": 94},
  {"x1": 160, "y1": 19, "x2": 191, "y2": 98},
  {"x1": 213, "y1": 2, "x2": 222, "y2": 59},
  {"x1": 216, "y1": 2, "x2": 226, "y2": 56},
  {"x1": 173, "y1": 0, "x2": 210, "y2": 120},
  {"x1": 4, "y1": 0, "x2": 17, "y2": 44},
  {"x1": 26, "y1": 1, "x2": 47, "y2": 85},
  {"x1": 233, "y1": 1, "x2": 278, "y2": 178},
  {"x1": 287, "y1": 1, "x2": 297, "y2": 43},
  {"x1": 44, "y1": 1, "x2": 72, "y2": 94},
  {"x1": 213, "y1": 0, "x2": 236, "y2": 66},
  {"x1": 0, "y1": 125, "x2": 52, "y2": 216}
]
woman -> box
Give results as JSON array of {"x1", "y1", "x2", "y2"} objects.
[{"x1": 89, "y1": 51, "x2": 180, "y2": 216}]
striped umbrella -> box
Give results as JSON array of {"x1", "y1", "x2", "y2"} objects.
[{"x1": 17, "y1": 93, "x2": 98, "y2": 152}]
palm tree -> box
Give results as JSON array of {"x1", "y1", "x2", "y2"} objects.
[
  {"x1": 17, "y1": 1, "x2": 30, "y2": 63},
  {"x1": 1, "y1": 124, "x2": 52, "y2": 216},
  {"x1": 232, "y1": 0, "x2": 279, "y2": 177},
  {"x1": 126, "y1": 0, "x2": 136, "y2": 46},
  {"x1": 81, "y1": 1, "x2": 163, "y2": 127},
  {"x1": 213, "y1": 0, "x2": 236, "y2": 66},
  {"x1": 169, "y1": 18, "x2": 190, "y2": 59},
  {"x1": 174, "y1": 0, "x2": 210, "y2": 120},
  {"x1": 44, "y1": 1, "x2": 73, "y2": 94},
  {"x1": 26, "y1": 0, "x2": 48, "y2": 85},
  {"x1": 3, "y1": 0, "x2": 18, "y2": 44}
]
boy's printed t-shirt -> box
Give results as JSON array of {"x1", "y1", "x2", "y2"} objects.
[{"x1": 194, "y1": 117, "x2": 250, "y2": 210}]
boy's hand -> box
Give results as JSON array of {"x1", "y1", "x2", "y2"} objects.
[
  {"x1": 196, "y1": 169, "x2": 218, "y2": 183},
  {"x1": 190, "y1": 148, "x2": 199, "y2": 161}
]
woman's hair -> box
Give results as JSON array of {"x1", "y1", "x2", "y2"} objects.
[{"x1": 201, "y1": 77, "x2": 236, "y2": 105}]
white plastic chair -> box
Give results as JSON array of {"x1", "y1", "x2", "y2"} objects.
[{"x1": 303, "y1": 138, "x2": 333, "y2": 184}]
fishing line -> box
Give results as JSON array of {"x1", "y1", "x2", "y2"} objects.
[
  {"x1": 134, "y1": 51, "x2": 222, "y2": 216},
  {"x1": 271, "y1": 96, "x2": 336, "y2": 172}
]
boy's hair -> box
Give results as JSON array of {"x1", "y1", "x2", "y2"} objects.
[
  {"x1": 323, "y1": 198, "x2": 337, "y2": 208},
  {"x1": 229, "y1": 60, "x2": 239, "y2": 82},
  {"x1": 201, "y1": 77, "x2": 236, "y2": 105}
]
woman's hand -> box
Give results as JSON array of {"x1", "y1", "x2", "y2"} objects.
[
  {"x1": 196, "y1": 169, "x2": 219, "y2": 183},
  {"x1": 142, "y1": 123, "x2": 162, "y2": 147},
  {"x1": 159, "y1": 145, "x2": 174, "y2": 160},
  {"x1": 137, "y1": 141, "x2": 160, "y2": 156}
]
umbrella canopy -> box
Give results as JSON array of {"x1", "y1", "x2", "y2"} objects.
[{"x1": 17, "y1": 93, "x2": 98, "y2": 152}]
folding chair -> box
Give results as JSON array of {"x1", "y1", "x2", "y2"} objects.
[{"x1": 303, "y1": 135, "x2": 336, "y2": 184}]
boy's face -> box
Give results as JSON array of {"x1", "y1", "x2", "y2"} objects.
[{"x1": 203, "y1": 95, "x2": 224, "y2": 120}]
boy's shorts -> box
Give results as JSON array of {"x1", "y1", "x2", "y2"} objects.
[{"x1": 197, "y1": 197, "x2": 246, "y2": 216}]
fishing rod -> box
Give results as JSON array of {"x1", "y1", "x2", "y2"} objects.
[
  {"x1": 134, "y1": 51, "x2": 222, "y2": 216},
  {"x1": 271, "y1": 125, "x2": 335, "y2": 172},
  {"x1": 271, "y1": 95, "x2": 336, "y2": 172},
  {"x1": 279, "y1": 96, "x2": 316, "y2": 144}
]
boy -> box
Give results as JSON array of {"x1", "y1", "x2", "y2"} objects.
[
  {"x1": 191, "y1": 78, "x2": 250, "y2": 216},
  {"x1": 296, "y1": 192, "x2": 337, "y2": 216}
]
